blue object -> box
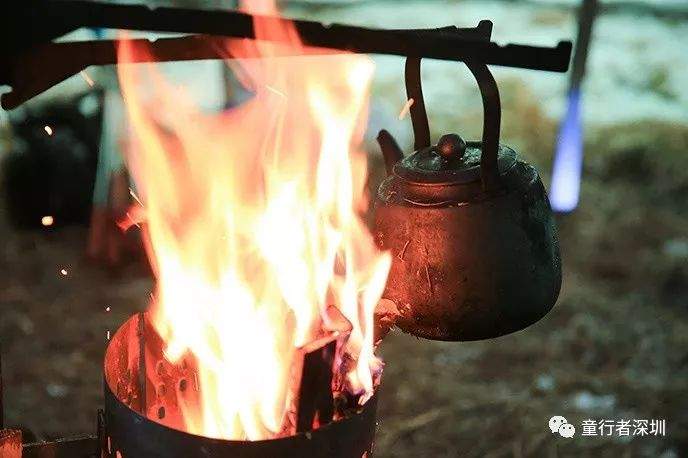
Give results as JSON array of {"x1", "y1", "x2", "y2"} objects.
[
  {"x1": 90, "y1": 27, "x2": 106, "y2": 39},
  {"x1": 550, "y1": 88, "x2": 583, "y2": 213}
]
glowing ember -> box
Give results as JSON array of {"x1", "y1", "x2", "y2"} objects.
[
  {"x1": 44, "y1": 125, "x2": 53, "y2": 136},
  {"x1": 41, "y1": 215, "x2": 54, "y2": 226},
  {"x1": 116, "y1": 0, "x2": 390, "y2": 441}
]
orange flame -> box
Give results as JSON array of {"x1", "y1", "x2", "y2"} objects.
[{"x1": 116, "y1": 0, "x2": 390, "y2": 441}]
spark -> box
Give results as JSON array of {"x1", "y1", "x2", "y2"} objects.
[
  {"x1": 266, "y1": 85, "x2": 286, "y2": 98},
  {"x1": 79, "y1": 70, "x2": 95, "y2": 87},
  {"x1": 60, "y1": 268, "x2": 68, "y2": 276},
  {"x1": 106, "y1": 330, "x2": 111, "y2": 340},
  {"x1": 129, "y1": 187, "x2": 144, "y2": 206},
  {"x1": 44, "y1": 125, "x2": 53, "y2": 136},
  {"x1": 41, "y1": 215, "x2": 54, "y2": 226},
  {"x1": 105, "y1": 306, "x2": 111, "y2": 312},
  {"x1": 398, "y1": 98, "x2": 414, "y2": 120}
]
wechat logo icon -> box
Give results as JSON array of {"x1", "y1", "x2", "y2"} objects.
[{"x1": 549, "y1": 415, "x2": 576, "y2": 438}]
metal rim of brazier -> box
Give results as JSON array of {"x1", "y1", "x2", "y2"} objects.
[{"x1": 103, "y1": 314, "x2": 378, "y2": 458}]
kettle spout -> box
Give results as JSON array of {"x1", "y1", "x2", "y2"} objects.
[
  {"x1": 377, "y1": 129, "x2": 404, "y2": 175},
  {"x1": 373, "y1": 298, "x2": 400, "y2": 345}
]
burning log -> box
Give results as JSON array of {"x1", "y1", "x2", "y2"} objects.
[
  {"x1": 291, "y1": 305, "x2": 354, "y2": 434},
  {"x1": 293, "y1": 337, "x2": 337, "y2": 434}
]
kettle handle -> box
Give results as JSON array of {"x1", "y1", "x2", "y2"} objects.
[{"x1": 405, "y1": 57, "x2": 502, "y2": 191}]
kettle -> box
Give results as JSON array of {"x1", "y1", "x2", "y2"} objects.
[{"x1": 373, "y1": 58, "x2": 561, "y2": 341}]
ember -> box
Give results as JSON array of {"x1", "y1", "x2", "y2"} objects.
[{"x1": 114, "y1": 0, "x2": 390, "y2": 441}]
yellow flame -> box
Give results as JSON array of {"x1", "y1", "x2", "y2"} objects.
[{"x1": 116, "y1": 0, "x2": 390, "y2": 440}]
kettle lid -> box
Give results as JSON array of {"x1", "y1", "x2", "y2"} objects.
[{"x1": 394, "y1": 133, "x2": 517, "y2": 185}]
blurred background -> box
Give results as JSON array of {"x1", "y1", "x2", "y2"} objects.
[{"x1": 1, "y1": 0, "x2": 687, "y2": 456}]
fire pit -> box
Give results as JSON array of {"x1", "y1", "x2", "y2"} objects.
[{"x1": 103, "y1": 313, "x2": 377, "y2": 458}]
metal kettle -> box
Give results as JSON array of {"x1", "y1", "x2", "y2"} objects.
[{"x1": 373, "y1": 58, "x2": 561, "y2": 341}]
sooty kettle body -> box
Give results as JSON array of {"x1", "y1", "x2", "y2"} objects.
[{"x1": 373, "y1": 59, "x2": 561, "y2": 341}]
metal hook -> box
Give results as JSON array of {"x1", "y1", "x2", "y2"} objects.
[
  {"x1": 404, "y1": 21, "x2": 502, "y2": 191},
  {"x1": 466, "y1": 61, "x2": 501, "y2": 191}
]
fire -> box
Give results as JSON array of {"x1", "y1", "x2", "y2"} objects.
[{"x1": 116, "y1": 0, "x2": 390, "y2": 441}]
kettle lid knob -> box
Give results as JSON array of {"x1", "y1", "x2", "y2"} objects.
[{"x1": 436, "y1": 133, "x2": 466, "y2": 159}]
